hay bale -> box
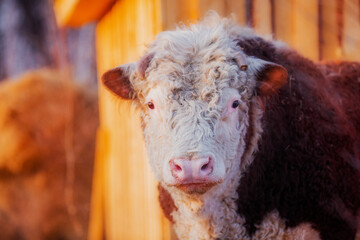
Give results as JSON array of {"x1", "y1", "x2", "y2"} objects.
[{"x1": 0, "y1": 69, "x2": 98, "y2": 240}]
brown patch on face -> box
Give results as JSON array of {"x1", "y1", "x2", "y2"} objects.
[
  {"x1": 158, "y1": 184, "x2": 177, "y2": 223},
  {"x1": 175, "y1": 182, "x2": 217, "y2": 195}
]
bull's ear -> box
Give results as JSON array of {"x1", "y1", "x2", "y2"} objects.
[
  {"x1": 257, "y1": 63, "x2": 287, "y2": 95},
  {"x1": 101, "y1": 63, "x2": 136, "y2": 99},
  {"x1": 248, "y1": 58, "x2": 288, "y2": 96}
]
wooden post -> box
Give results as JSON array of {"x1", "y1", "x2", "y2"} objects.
[
  {"x1": 161, "y1": 0, "x2": 246, "y2": 30},
  {"x1": 225, "y1": 0, "x2": 246, "y2": 26},
  {"x1": 254, "y1": 0, "x2": 272, "y2": 36},
  {"x1": 161, "y1": 0, "x2": 199, "y2": 30},
  {"x1": 293, "y1": 0, "x2": 320, "y2": 60},
  {"x1": 342, "y1": 0, "x2": 360, "y2": 60},
  {"x1": 273, "y1": 0, "x2": 295, "y2": 45},
  {"x1": 319, "y1": 0, "x2": 341, "y2": 60},
  {"x1": 94, "y1": 0, "x2": 172, "y2": 239},
  {"x1": 54, "y1": 0, "x2": 115, "y2": 26}
]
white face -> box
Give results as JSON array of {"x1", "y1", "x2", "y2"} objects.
[
  {"x1": 101, "y1": 48, "x2": 285, "y2": 195},
  {"x1": 140, "y1": 82, "x2": 251, "y2": 194},
  {"x1": 102, "y1": 19, "x2": 287, "y2": 196}
]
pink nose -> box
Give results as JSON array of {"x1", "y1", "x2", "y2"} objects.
[{"x1": 169, "y1": 156, "x2": 214, "y2": 183}]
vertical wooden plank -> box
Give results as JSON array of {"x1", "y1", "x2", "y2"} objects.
[
  {"x1": 245, "y1": 0, "x2": 254, "y2": 27},
  {"x1": 54, "y1": 0, "x2": 115, "y2": 27},
  {"x1": 270, "y1": 0, "x2": 275, "y2": 34},
  {"x1": 337, "y1": 0, "x2": 345, "y2": 52},
  {"x1": 198, "y1": 0, "x2": 226, "y2": 17},
  {"x1": 319, "y1": 0, "x2": 341, "y2": 60},
  {"x1": 293, "y1": 0, "x2": 319, "y2": 60},
  {"x1": 162, "y1": 0, "x2": 247, "y2": 31},
  {"x1": 254, "y1": 0, "x2": 272, "y2": 36},
  {"x1": 94, "y1": 0, "x2": 172, "y2": 239},
  {"x1": 273, "y1": 0, "x2": 295, "y2": 45},
  {"x1": 161, "y1": 0, "x2": 199, "y2": 30},
  {"x1": 342, "y1": 0, "x2": 360, "y2": 60},
  {"x1": 225, "y1": 0, "x2": 246, "y2": 26},
  {"x1": 88, "y1": 130, "x2": 107, "y2": 240}
]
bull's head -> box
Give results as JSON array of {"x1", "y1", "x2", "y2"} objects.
[{"x1": 102, "y1": 20, "x2": 287, "y2": 196}]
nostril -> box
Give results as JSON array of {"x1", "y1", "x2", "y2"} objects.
[
  {"x1": 170, "y1": 160, "x2": 183, "y2": 172},
  {"x1": 201, "y1": 163, "x2": 208, "y2": 171},
  {"x1": 199, "y1": 157, "x2": 213, "y2": 174},
  {"x1": 170, "y1": 159, "x2": 188, "y2": 181},
  {"x1": 170, "y1": 156, "x2": 214, "y2": 182},
  {"x1": 174, "y1": 163, "x2": 182, "y2": 171}
]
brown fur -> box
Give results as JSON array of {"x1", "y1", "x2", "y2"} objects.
[
  {"x1": 236, "y1": 36, "x2": 360, "y2": 239},
  {"x1": 0, "y1": 69, "x2": 98, "y2": 240},
  {"x1": 158, "y1": 184, "x2": 178, "y2": 223}
]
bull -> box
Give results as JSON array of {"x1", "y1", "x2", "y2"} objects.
[{"x1": 102, "y1": 14, "x2": 360, "y2": 240}]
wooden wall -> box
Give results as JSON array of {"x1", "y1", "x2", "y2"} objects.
[
  {"x1": 90, "y1": 0, "x2": 172, "y2": 239},
  {"x1": 161, "y1": 0, "x2": 360, "y2": 61},
  {"x1": 64, "y1": 0, "x2": 360, "y2": 239}
]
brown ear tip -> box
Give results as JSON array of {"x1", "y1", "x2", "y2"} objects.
[
  {"x1": 259, "y1": 64, "x2": 288, "y2": 96},
  {"x1": 102, "y1": 68, "x2": 122, "y2": 81},
  {"x1": 278, "y1": 66, "x2": 288, "y2": 80},
  {"x1": 100, "y1": 67, "x2": 134, "y2": 100},
  {"x1": 137, "y1": 53, "x2": 155, "y2": 79},
  {"x1": 101, "y1": 73, "x2": 109, "y2": 85}
]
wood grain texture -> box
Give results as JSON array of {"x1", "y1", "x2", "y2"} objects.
[
  {"x1": 161, "y1": 0, "x2": 247, "y2": 30},
  {"x1": 319, "y1": 0, "x2": 341, "y2": 60},
  {"x1": 293, "y1": 0, "x2": 320, "y2": 60},
  {"x1": 225, "y1": 0, "x2": 246, "y2": 25},
  {"x1": 161, "y1": 0, "x2": 199, "y2": 30},
  {"x1": 54, "y1": 0, "x2": 116, "y2": 27},
  {"x1": 273, "y1": 0, "x2": 295, "y2": 46},
  {"x1": 93, "y1": 0, "x2": 171, "y2": 239},
  {"x1": 342, "y1": 0, "x2": 360, "y2": 60},
  {"x1": 254, "y1": 0, "x2": 272, "y2": 36}
]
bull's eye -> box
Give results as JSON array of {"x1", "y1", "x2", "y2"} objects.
[
  {"x1": 232, "y1": 100, "x2": 239, "y2": 109},
  {"x1": 147, "y1": 101, "x2": 155, "y2": 109}
]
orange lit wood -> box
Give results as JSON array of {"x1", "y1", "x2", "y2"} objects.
[
  {"x1": 161, "y1": 0, "x2": 246, "y2": 31},
  {"x1": 319, "y1": 0, "x2": 341, "y2": 60},
  {"x1": 199, "y1": 0, "x2": 247, "y2": 25},
  {"x1": 225, "y1": 0, "x2": 246, "y2": 26},
  {"x1": 273, "y1": 0, "x2": 320, "y2": 60},
  {"x1": 342, "y1": 0, "x2": 360, "y2": 61},
  {"x1": 273, "y1": 0, "x2": 295, "y2": 45},
  {"x1": 198, "y1": 0, "x2": 226, "y2": 17},
  {"x1": 88, "y1": 129, "x2": 106, "y2": 240},
  {"x1": 254, "y1": 0, "x2": 272, "y2": 36},
  {"x1": 293, "y1": 0, "x2": 320, "y2": 60},
  {"x1": 94, "y1": 0, "x2": 171, "y2": 239},
  {"x1": 161, "y1": 0, "x2": 200, "y2": 30},
  {"x1": 54, "y1": 0, "x2": 115, "y2": 27}
]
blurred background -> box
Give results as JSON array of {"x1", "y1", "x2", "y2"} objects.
[{"x1": 0, "y1": 0, "x2": 359, "y2": 239}]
